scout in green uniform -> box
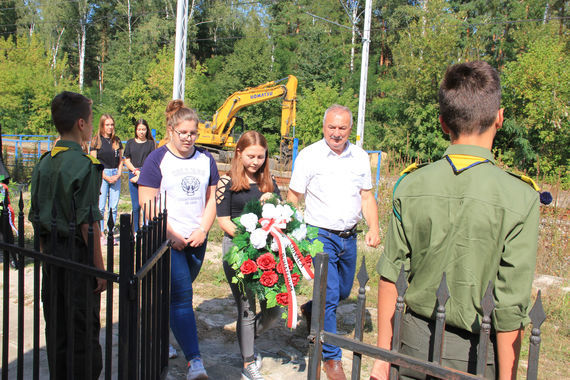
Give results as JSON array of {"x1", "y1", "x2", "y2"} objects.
[
  {"x1": 29, "y1": 91, "x2": 106, "y2": 379},
  {"x1": 370, "y1": 61, "x2": 540, "y2": 380}
]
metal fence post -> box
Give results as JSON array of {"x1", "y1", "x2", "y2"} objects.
[
  {"x1": 390, "y1": 265, "x2": 408, "y2": 380},
  {"x1": 351, "y1": 257, "x2": 369, "y2": 380},
  {"x1": 118, "y1": 213, "x2": 134, "y2": 379},
  {"x1": 308, "y1": 251, "x2": 328, "y2": 380}
]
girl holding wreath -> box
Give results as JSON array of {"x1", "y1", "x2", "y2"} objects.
[{"x1": 216, "y1": 131, "x2": 282, "y2": 380}]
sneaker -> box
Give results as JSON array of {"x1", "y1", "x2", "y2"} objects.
[
  {"x1": 187, "y1": 358, "x2": 208, "y2": 380},
  {"x1": 254, "y1": 352, "x2": 262, "y2": 370},
  {"x1": 241, "y1": 361, "x2": 264, "y2": 380},
  {"x1": 168, "y1": 344, "x2": 177, "y2": 359}
]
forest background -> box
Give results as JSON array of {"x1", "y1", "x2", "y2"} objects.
[{"x1": 0, "y1": 0, "x2": 568, "y2": 185}]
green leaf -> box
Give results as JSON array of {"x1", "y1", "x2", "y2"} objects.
[
  {"x1": 306, "y1": 225, "x2": 320, "y2": 239},
  {"x1": 266, "y1": 289, "x2": 278, "y2": 308},
  {"x1": 308, "y1": 240, "x2": 324, "y2": 257},
  {"x1": 242, "y1": 199, "x2": 262, "y2": 217},
  {"x1": 233, "y1": 233, "x2": 250, "y2": 250},
  {"x1": 223, "y1": 245, "x2": 239, "y2": 264}
]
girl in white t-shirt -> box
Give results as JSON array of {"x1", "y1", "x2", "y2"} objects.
[{"x1": 138, "y1": 100, "x2": 218, "y2": 380}]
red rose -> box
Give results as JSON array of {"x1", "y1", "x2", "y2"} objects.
[
  {"x1": 256, "y1": 252, "x2": 276, "y2": 270},
  {"x1": 276, "y1": 292, "x2": 289, "y2": 306},
  {"x1": 303, "y1": 255, "x2": 312, "y2": 267},
  {"x1": 259, "y1": 270, "x2": 279, "y2": 287},
  {"x1": 240, "y1": 259, "x2": 258, "y2": 275},
  {"x1": 291, "y1": 273, "x2": 300, "y2": 286},
  {"x1": 276, "y1": 257, "x2": 294, "y2": 274}
]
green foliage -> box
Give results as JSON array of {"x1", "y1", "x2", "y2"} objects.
[
  {"x1": 1, "y1": 1, "x2": 568, "y2": 184},
  {"x1": 502, "y1": 24, "x2": 569, "y2": 182},
  {"x1": 296, "y1": 82, "x2": 357, "y2": 148},
  {"x1": 0, "y1": 35, "x2": 73, "y2": 135}
]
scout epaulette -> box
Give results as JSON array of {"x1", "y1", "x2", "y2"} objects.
[
  {"x1": 506, "y1": 171, "x2": 553, "y2": 205},
  {"x1": 445, "y1": 154, "x2": 490, "y2": 175},
  {"x1": 393, "y1": 162, "x2": 428, "y2": 221},
  {"x1": 50, "y1": 146, "x2": 69, "y2": 157},
  {"x1": 84, "y1": 153, "x2": 101, "y2": 165}
]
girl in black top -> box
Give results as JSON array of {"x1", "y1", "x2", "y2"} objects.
[
  {"x1": 216, "y1": 131, "x2": 281, "y2": 380},
  {"x1": 123, "y1": 119, "x2": 155, "y2": 232},
  {"x1": 90, "y1": 114, "x2": 123, "y2": 235}
]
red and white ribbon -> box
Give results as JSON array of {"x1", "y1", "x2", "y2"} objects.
[{"x1": 259, "y1": 217, "x2": 314, "y2": 328}]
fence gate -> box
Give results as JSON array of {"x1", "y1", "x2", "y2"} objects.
[
  {"x1": 307, "y1": 252, "x2": 546, "y2": 380},
  {"x1": 1, "y1": 193, "x2": 171, "y2": 380}
]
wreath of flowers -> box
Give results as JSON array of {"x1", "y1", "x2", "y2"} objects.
[{"x1": 224, "y1": 196, "x2": 323, "y2": 328}]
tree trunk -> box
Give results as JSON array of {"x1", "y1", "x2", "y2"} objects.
[
  {"x1": 78, "y1": 0, "x2": 88, "y2": 92},
  {"x1": 127, "y1": 0, "x2": 132, "y2": 54},
  {"x1": 350, "y1": 3, "x2": 357, "y2": 73},
  {"x1": 51, "y1": 27, "x2": 65, "y2": 84}
]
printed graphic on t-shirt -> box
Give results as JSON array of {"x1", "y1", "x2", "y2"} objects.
[{"x1": 181, "y1": 176, "x2": 200, "y2": 196}]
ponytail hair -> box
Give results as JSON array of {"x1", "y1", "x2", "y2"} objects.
[
  {"x1": 162, "y1": 100, "x2": 199, "y2": 145},
  {"x1": 229, "y1": 130, "x2": 273, "y2": 193}
]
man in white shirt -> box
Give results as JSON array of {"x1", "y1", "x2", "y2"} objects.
[{"x1": 287, "y1": 104, "x2": 380, "y2": 380}]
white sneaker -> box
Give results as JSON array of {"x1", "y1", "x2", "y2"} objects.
[
  {"x1": 241, "y1": 361, "x2": 264, "y2": 380},
  {"x1": 168, "y1": 344, "x2": 177, "y2": 359},
  {"x1": 254, "y1": 353, "x2": 262, "y2": 370},
  {"x1": 187, "y1": 357, "x2": 208, "y2": 380}
]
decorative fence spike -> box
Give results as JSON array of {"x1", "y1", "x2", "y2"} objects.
[
  {"x1": 527, "y1": 290, "x2": 546, "y2": 380},
  {"x1": 357, "y1": 256, "x2": 369, "y2": 288},
  {"x1": 432, "y1": 273, "x2": 450, "y2": 365},
  {"x1": 476, "y1": 281, "x2": 495, "y2": 376}
]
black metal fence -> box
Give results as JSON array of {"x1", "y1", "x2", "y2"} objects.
[
  {"x1": 307, "y1": 252, "x2": 546, "y2": 380},
  {"x1": 0, "y1": 193, "x2": 171, "y2": 380}
]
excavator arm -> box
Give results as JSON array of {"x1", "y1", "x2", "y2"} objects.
[{"x1": 196, "y1": 75, "x2": 297, "y2": 162}]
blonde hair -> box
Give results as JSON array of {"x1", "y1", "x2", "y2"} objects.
[{"x1": 91, "y1": 114, "x2": 120, "y2": 150}]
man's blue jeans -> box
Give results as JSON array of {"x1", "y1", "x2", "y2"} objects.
[
  {"x1": 317, "y1": 228, "x2": 358, "y2": 361},
  {"x1": 99, "y1": 168, "x2": 121, "y2": 232},
  {"x1": 170, "y1": 243, "x2": 207, "y2": 361},
  {"x1": 128, "y1": 172, "x2": 140, "y2": 232}
]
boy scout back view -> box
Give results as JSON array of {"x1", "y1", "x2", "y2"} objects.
[
  {"x1": 30, "y1": 91, "x2": 106, "y2": 379},
  {"x1": 371, "y1": 61, "x2": 540, "y2": 379}
]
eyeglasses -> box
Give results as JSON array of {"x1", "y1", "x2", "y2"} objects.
[{"x1": 172, "y1": 127, "x2": 199, "y2": 140}]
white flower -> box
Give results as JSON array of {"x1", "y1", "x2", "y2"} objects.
[
  {"x1": 240, "y1": 213, "x2": 259, "y2": 233},
  {"x1": 250, "y1": 228, "x2": 269, "y2": 249},
  {"x1": 270, "y1": 237, "x2": 279, "y2": 252},
  {"x1": 291, "y1": 223, "x2": 307, "y2": 241},
  {"x1": 279, "y1": 204, "x2": 294, "y2": 223},
  {"x1": 262, "y1": 203, "x2": 278, "y2": 219},
  {"x1": 294, "y1": 209, "x2": 303, "y2": 222}
]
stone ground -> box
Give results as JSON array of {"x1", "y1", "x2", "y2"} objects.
[{"x1": 1, "y1": 240, "x2": 567, "y2": 380}]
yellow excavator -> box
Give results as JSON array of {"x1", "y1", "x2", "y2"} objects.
[{"x1": 195, "y1": 75, "x2": 297, "y2": 163}]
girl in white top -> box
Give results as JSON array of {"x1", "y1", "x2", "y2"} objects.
[{"x1": 138, "y1": 100, "x2": 218, "y2": 380}]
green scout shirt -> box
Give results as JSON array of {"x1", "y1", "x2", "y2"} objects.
[
  {"x1": 377, "y1": 144, "x2": 539, "y2": 333},
  {"x1": 29, "y1": 140, "x2": 103, "y2": 237}
]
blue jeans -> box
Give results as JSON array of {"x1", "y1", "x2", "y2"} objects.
[
  {"x1": 128, "y1": 172, "x2": 140, "y2": 232},
  {"x1": 99, "y1": 168, "x2": 121, "y2": 232},
  {"x1": 170, "y1": 243, "x2": 207, "y2": 361},
  {"x1": 315, "y1": 228, "x2": 357, "y2": 361}
]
